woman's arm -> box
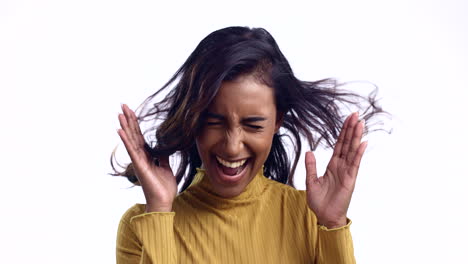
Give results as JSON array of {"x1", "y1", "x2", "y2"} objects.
[
  {"x1": 315, "y1": 219, "x2": 355, "y2": 263},
  {"x1": 116, "y1": 205, "x2": 177, "y2": 264},
  {"x1": 305, "y1": 112, "x2": 365, "y2": 263},
  {"x1": 117, "y1": 104, "x2": 177, "y2": 213},
  {"x1": 116, "y1": 104, "x2": 179, "y2": 262}
]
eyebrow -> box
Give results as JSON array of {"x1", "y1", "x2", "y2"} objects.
[{"x1": 205, "y1": 112, "x2": 267, "y2": 122}]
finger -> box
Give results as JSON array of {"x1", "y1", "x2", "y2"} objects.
[
  {"x1": 117, "y1": 128, "x2": 140, "y2": 162},
  {"x1": 332, "y1": 114, "x2": 352, "y2": 158},
  {"x1": 121, "y1": 104, "x2": 138, "y2": 142},
  {"x1": 118, "y1": 113, "x2": 133, "y2": 143},
  {"x1": 305, "y1": 151, "x2": 318, "y2": 189},
  {"x1": 346, "y1": 119, "x2": 365, "y2": 164},
  {"x1": 118, "y1": 113, "x2": 147, "y2": 161},
  {"x1": 121, "y1": 104, "x2": 145, "y2": 146},
  {"x1": 127, "y1": 104, "x2": 146, "y2": 146},
  {"x1": 339, "y1": 112, "x2": 359, "y2": 159},
  {"x1": 349, "y1": 141, "x2": 368, "y2": 178},
  {"x1": 118, "y1": 113, "x2": 140, "y2": 151}
]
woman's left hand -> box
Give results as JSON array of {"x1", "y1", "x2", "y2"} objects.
[{"x1": 305, "y1": 112, "x2": 367, "y2": 228}]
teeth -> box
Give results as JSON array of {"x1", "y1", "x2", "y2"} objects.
[{"x1": 216, "y1": 156, "x2": 247, "y2": 168}]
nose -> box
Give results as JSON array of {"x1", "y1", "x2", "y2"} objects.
[{"x1": 223, "y1": 128, "x2": 244, "y2": 158}]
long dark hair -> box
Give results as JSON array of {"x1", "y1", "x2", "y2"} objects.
[{"x1": 111, "y1": 26, "x2": 388, "y2": 192}]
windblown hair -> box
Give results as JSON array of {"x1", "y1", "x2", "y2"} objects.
[{"x1": 111, "y1": 26, "x2": 388, "y2": 192}]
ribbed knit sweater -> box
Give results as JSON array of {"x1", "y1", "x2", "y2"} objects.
[{"x1": 116, "y1": 168, "x2": 356, "y2": 263}]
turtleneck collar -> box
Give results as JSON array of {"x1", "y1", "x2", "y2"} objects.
[{"x1": 184, "y1": 166, "x2": 269, "y2": 208}]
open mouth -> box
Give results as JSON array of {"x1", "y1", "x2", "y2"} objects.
[{"x1": 215, "y1": 156, "x2": 249, "y2": 177}]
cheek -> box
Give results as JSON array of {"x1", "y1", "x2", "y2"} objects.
[
  {"x1": 250, "y1": 135, "x2": 275, "y2": 158},
  {"x1": 195, "y1": 130, "x2": 219, "y2": 155}
]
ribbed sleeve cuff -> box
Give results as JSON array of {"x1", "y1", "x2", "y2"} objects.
[
  {"x1": 129, "y1": 212, "x2": 177, "y2": 263},
  {"x1": 318, "y1": 218, "x2": 352, "y2": 231},
  {"x1": 317, "y1": 218, "x2": 356, "y2": 263}
]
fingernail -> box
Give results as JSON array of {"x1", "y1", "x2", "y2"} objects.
[{"x1": 361, "y1": 119, "x2": 366, "y2": 127}]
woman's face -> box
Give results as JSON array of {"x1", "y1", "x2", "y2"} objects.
[{"x1": 195, "y1": 74, "x2": 281, "y2": 198}]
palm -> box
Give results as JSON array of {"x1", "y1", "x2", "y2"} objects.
[
  {"x1": 305, "y1": 113, "x2": 367, "y2": 228},
  {"x1": 117, "y1": 104, "x2": 177, "y2": 212}
]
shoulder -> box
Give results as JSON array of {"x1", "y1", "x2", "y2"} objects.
[
  {"x1": 263, "y1": 178, "x2": 317, "y2": 226},
  {"x1": 119, "y1": 203, "x2": 146, "y2": 225},
  {"x1": 264, "y1": 177, "x2": 308, "y2": 206}
]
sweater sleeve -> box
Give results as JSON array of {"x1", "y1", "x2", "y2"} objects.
[
  {"x1": 116, "y1": 205, "x2": 177, "y2": 264},
  {"x1": 316, "y1": 218, "x2": 356, "y2": 264}
]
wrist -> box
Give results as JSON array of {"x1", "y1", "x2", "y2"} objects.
[{"x1": 145, "y1": 204, "x2": 173, "y2": 213}]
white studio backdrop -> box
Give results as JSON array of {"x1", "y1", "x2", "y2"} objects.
[{"x1": 1, "y1": 0, "x2": 467, "y2": 263}]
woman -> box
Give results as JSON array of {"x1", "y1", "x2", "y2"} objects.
[{"x1": 114, "y1": 26, "x2": 384, "y2": 263}]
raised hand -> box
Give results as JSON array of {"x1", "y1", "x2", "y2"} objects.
[
  {"x1": 117, "y1": 104, "x2": 177, "y2": 213},
  {"x1": 305, "y1": 112, "x2": 367, "y2": 228}
]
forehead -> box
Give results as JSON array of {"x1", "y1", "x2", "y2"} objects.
[{"x1": 208, "y1": 75, "x2": 276, "y2": 115}]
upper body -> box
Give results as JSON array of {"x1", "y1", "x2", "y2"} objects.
[
  {"x1": 114, "y1": 26, "x2": 381, "y2": 264},
  {"x1": 116, "y1": 168, "x2": 355, "y2": 263}
]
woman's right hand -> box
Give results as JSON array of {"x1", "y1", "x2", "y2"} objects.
[{"x1": 117, "y1": 104, "x2": 177, "y2": 213}]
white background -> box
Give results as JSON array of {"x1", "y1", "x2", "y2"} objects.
[{"x1": 1, "y1": 0, "x2": 467, "y2": 263}]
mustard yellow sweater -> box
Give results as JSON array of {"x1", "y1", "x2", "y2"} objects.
[{"x1": 116, "y1": 168, "x2": 356, "y2": 263}]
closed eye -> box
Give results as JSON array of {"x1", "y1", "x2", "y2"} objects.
[
  {"x1": 206, "y1": 122, "x2": 263, "y2": 130},
  {"x1": 203, "y1": 112, "x2": 266, "y2": 131},
  {"x1": 244, "y1": 124, "x2": 265, "y2": 133},
  {"x1": 243, "y1": 116, "x2": 266, "y2": 131},
  {"x1": 206, "y1": 121, "x2": 222, "y2": 125},
  {"x1": 246, "y1": 124, "x2": 263, "y2": 130}
]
